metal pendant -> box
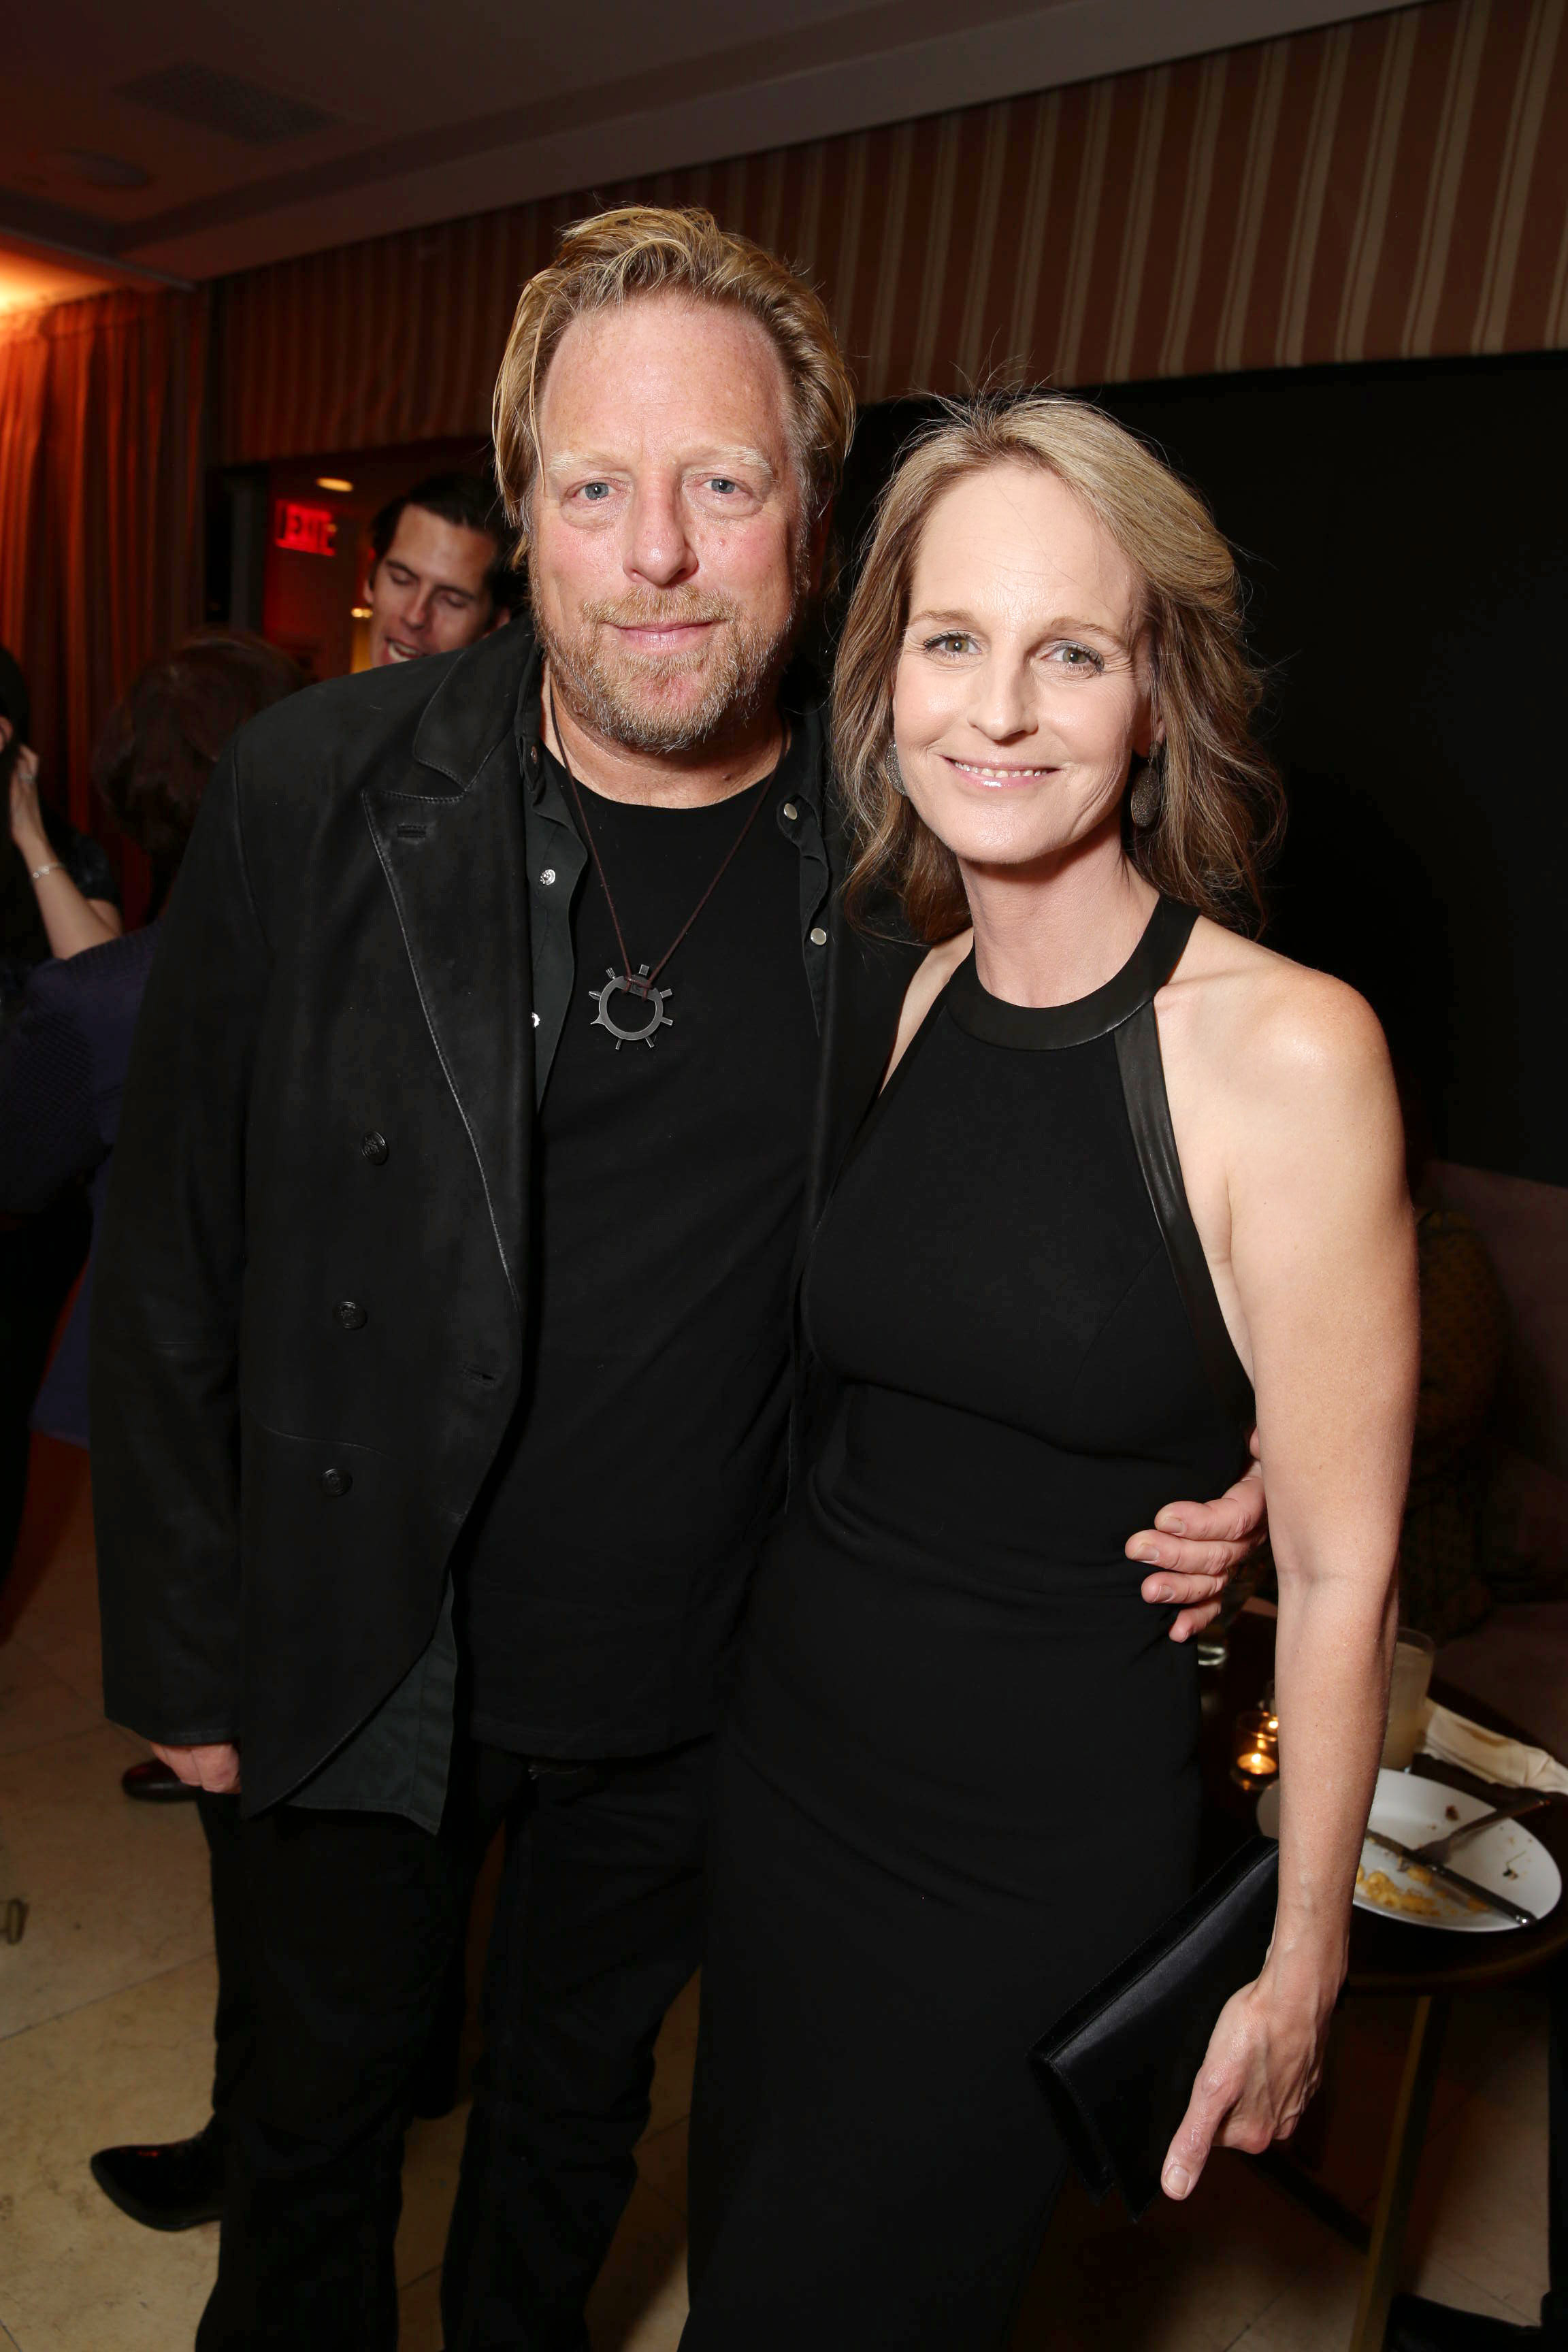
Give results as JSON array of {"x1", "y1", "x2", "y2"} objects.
[{"x1": 588, "y1": 964, "x2": 675, "y2": 1050}]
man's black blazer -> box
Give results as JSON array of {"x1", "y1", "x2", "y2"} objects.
[{"x1": 91, "y1": 620, "x2": 920, "y2": 1812}]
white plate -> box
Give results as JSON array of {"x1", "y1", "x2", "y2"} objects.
[{"x1": 1254, "y1": 1767, "x2": 1561, "y2": 1933}]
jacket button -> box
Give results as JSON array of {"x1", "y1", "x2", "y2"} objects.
[
  {"x1": 320, "y1": 1467, "x2": 352, "y2": 1497},
  {"x1": 809, "y1": 926, "x2": 828, "y2": 946},
  {"x1": 334, "y1": 1300, "x2": 368, "y2": 1330},
  {"x1": 783, "y1": 800, "x2": 798, "y2": 821},
  {"x1": 360, "y1": 1130, "x2": 388, "y2": 1164},
  {"x1": 527, "y1": 742, "x2": 541, "y2": 772}
]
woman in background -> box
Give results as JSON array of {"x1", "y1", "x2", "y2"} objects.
[
  {"x1": 682, "y1": 397, "x2": 1418, "y2": 2348},
  {"x1": 1, "y1": 642, "x2": 123, "y2": 1019},
  {"x1": 0, "y1": 643, "x2": 126, "y2": 1588},
  {"x1": 0, "y1": 632, "x2": 301, "y2": 1469}
]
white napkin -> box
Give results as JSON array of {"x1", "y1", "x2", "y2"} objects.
[{"x1": 1419, "y1": 1700, "x2": 1568, "y2": 1793}]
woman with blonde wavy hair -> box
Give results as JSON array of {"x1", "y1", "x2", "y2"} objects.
[{"x1": 681, "y1": 395, "x2": 1418, "y2": 2347}]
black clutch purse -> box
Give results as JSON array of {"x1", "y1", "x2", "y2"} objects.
[{"x1": 1029, "y1": 1836, "x2": 1279, "y2": 2219}]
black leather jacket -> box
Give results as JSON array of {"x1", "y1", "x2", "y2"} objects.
[{"x1": 91, "y1": 619, "x2": 918, "y2": 1812}]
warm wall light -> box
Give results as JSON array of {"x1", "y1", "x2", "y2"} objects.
[
  {"x1": 0, "y1": 252, "x2": 117, "y2": 314},
  {"x1": 317, "y1": 476, "x2": 354, "y2": 493}
]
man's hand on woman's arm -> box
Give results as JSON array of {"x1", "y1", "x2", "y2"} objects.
[{"x1": 1128, "y1": 1431, "x2": 1267, "y2": 1642}]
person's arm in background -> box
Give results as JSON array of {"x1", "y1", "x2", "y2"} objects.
[
  {"x1": 8, "y1": 739, "x2": 121, "y2": 956},
  {"x1": 90, "y1": 742, "x2": 269, "y2": 1799},
  {"x1": 1162, "y1": 974, "x2": 1418, "y2": 2197}
]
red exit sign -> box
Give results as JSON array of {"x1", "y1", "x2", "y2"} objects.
[{"x1": 274, "y1": 500, "x2": 338, "y2": 556}]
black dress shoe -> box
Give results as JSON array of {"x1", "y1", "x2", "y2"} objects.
[
  {"x1": 89, "y1": 2118, "x2": 224, "y2": 2230},
  {"x1": 1386, "y1": 2294, "x2": 1543, "y2": 2349},
  {"x1": 120, "y1": 1757, "x2": 198, "y2": 1803}
]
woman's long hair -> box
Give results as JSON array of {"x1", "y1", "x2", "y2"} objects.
[{"x1": 834, "y1": 395, "x2": 1283, "y2": 941}]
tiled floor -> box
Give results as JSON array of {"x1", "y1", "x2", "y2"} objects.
[{"x1": 0, "y1": 1434, "x2": 1553, "y2": 2351}]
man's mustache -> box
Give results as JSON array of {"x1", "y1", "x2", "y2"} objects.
[{"x1": 581, "y1": 594, "x2": 737, "y2": 632}]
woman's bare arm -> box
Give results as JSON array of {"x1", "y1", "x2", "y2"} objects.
[
  {"x1": 1162, "y1": 968, "x2": 1417, "y2": 2195},
  {"x1": 10, "y1": 745, "x2": 122, "y2": 958}
]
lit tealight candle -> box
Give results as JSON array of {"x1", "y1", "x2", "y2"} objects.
[{"x1": 1230, "y1": 1706, "x2": 1279, "y2": 1787}]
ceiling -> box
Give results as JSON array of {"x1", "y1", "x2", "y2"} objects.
[{"x1": 3, "y1": 0, "x2": 1409, "y2": 287}]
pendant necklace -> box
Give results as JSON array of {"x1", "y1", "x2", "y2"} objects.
[{"x1": 549, "y1": 683, "x2": 777, "y2": 1051}]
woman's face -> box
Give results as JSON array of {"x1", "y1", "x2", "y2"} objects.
[{"x1": 892, "y1": 463, "x2": 1157, "y2": 877}]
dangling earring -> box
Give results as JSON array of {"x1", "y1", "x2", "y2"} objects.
[
  {"x1": 1129, "y1": 746, "x2": 1163, "y2": 830},
  {"x1": 888, "y1": 747, "x2": 909, "y2": 799}
]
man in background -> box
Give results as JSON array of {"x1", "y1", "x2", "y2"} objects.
[{"x1": 364, "y1": 471, "x2": 521, "y2": 668}]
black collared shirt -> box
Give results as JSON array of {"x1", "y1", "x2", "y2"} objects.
[{"x1": 463, "y1": 722, "x2": 824, "y2": 1755}]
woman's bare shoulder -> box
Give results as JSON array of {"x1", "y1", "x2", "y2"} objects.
[
  {"x1": 885, "y1": 929, "x2": 973, "y2": 1083},
  {"x1": 1169, "y1": 916, "x2": 1392, "y2": 1107}
]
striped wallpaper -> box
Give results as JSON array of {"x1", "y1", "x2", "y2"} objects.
[{"x1": 217, "y1": 0, "x2": 1568, "y2": 463}]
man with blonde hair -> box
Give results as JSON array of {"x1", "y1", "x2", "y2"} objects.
[{"x1": 93, "y1": 206, "x2": 1263, "y2": 2348}]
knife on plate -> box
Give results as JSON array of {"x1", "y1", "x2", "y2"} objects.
[{"x1": 1363, "y1": 1827, "x2": 1537, "y2": 1925}]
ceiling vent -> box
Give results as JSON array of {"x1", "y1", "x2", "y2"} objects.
[
  {"x1": 116, "y1": 63, "x2": 337, "y2": 146},
  {"x1": 50, "y1": 148, "x2": 152, "y2": 189}
]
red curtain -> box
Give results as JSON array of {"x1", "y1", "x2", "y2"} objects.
[{"x1": 0, "y1": 285, "x2": 208, "y2": 915}]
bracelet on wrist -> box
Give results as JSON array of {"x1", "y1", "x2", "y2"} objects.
[{"x1": 28, "y1": 860, "x2": 65, "y2": 885}]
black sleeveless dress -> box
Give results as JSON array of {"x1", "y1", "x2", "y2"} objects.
[{"x1": 682, "y1": 898, "x2": 1254, "y2": 2351}]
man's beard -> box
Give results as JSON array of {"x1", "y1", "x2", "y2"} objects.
[{"x1": 529, "y1": 568, "x2": 802, "y2": 757}]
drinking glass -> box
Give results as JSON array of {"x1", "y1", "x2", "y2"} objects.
[{"x1": 1382, "y1": 1627, "x2": 1436, "y2": 1768}]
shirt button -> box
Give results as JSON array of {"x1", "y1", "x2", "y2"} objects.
[
  {"x1": 540, "y1": 868, "x2": 556, "y2": 886},
  {"x1": 531, "y1": 1011, "x2": 540, "y2": 1028},
  {"x1": 527, "y1": 742, "x2": 541, "y2": 771},
  {"x1": 334, "y1": 1300, "x2": 368, "y2": 1330},
  {"x1": 809, "y1": 926, "x2": 828, "y2": 947},
  {"x1": 783, "y1": 800, "x2": 798, "y2": 821},
  {"x1": 360, "y1": 1129, "x2": 388, "y2": 1164},
  {"x1": 320, "y1": 1467, "x2": 352, "y2": 1498}
]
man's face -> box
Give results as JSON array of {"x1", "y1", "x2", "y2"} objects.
[
  {"x1": 529, "y1": 294, "x2": 810, "y2": 753},
  {"x1": 366, "y1": 505, "x2": 500, "y2": 667}
]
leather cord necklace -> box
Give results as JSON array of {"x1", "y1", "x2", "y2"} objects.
[{"x1": 548, "y1": 682, "x2": 777, "y2": 1051}]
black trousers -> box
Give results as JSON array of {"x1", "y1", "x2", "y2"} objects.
[
  {"x1": 196, "y1": 1736, "x2": 711, "y2": 2352},
  {"x1": 198, "y1": 1791, "x2": 256, "y2": 2118}
]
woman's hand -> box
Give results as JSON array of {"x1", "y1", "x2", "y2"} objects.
[
  {"x1": 1160, "y1": 1959, "x2": 1339, "y2": 2199},
  {"x1": 9, "y1": 742, "x2": 49, "y2": 864},
  {"x1": 7, "y1": 739, "x2": 122, "y2": 956}
]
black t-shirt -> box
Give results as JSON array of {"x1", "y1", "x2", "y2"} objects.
[{"x1": 462, "y1": 738, "x2": 821, "y2": 1756}]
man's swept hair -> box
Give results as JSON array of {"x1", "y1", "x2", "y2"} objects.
[
  {"x1": 369, "y1": 472, "x2": 521, "y2": 612},
  {"x1": 492, "y1": 206, "x2": 856, "y2": 555}
]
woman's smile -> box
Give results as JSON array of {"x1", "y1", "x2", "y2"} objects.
[{"x1": 942, "y1": 753, "x2": 1057, "y2": 785}]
